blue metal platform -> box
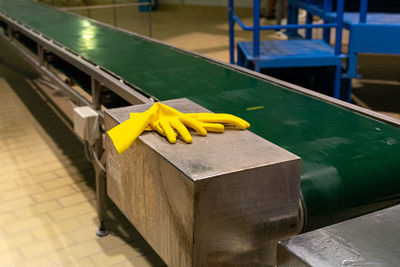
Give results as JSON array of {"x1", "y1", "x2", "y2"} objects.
[
  {"x1": 230, "y1": 0, "x2": 345, "y2": 99},
  {"x1": 237, "y1": 40, "x2": 341, "y2": 69}
]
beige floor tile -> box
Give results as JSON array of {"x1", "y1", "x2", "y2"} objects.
[
  {"x1": 0, "y1": 231, "x2": 36, "y2": 252},
  {"x1": 16, "y1": 172, "x2": 59, "y2": 186},
  {"x1": 72, "y1": 181, "x2": 92, "y2": 192},
  {"x1": 32, "y1": 185, "x2": 76, "y2": 202},
  {"x1": 49, "y1": 202, "x2": 94, "y2": 221},
  {"x1": 20, "y1": 235, "x2": 74, "y2": 258},
  {"x1": 0, "y1": 157, "x2": 16, "y2": 168},
  {"x1": 89, "y1": 242, "x2": 151, "y2": 267},
  {"x1": 58, "y1": 190, "x2": 95, "y2": 207},
  {"x1": 12, "y1": 256, "x2": 55, "y2": 267},
  {"x1": 75, "y1": 211, "x2": 98, "y2": 226},
  {"x1": 54, "y1": 166, "x2": 86, "y2": 178},
  {"x1": 27, "y1": 161, "x2": 65, "y2": 176},
  {"x1": 67, "y1": 224, "x2": 99, "y2": 243},
  {"x1": 62, "y1": 257, "x2": 96, "y2": 267},
  {"x1": 47, "y1": 239, "x2": 104, "y2": 264},
  {"x1": 16, "y1": 158, "x2": 45, "y2": 169},
  {"x1": 0, "y1": 184, "x2": 44, "y2": 201},
  {"x1": 0, "y1": 249, "x2": 24, "y2": 266},
  {"x1": 2, "y1": 214, "x2": 52, "y2": 235},
  {"x1": 14, "y1": 200, "x2": 62, "y2": 219},
  {"x1": 41, "y1": 176, "x2": 81, "y2": 190},
  {"x1": 0, "y1": 170, "x2": 30, "y2": 183},
  {"x1": 0, "y1": 196, "x2": 34, "y2": 214},
  {"x1": 67, "y1": 224, "x2": 138, "y2": 248},
  {"x1": 111, "y1": 253, "x2": 166, "y2": 267},
  {"x1": 32, "y1": 218, "x2": 83, "y2": 240},
  {"x1": 0, "y1": 212, "x2": 19, "y2": 225},
  {"x1": 96, "y1": 234, "x2": 133, "y2": 250},
  {"x1": 0, "y1": 180, "x2": 19, "y2": 193},
  {"x1": 14, "y1": 152, "x2": 55, "y2": 164}
]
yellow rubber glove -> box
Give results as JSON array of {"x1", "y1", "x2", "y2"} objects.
[
  {"x1": 131, "y1": 103, "x2": 225, "y2": 144},
  {"x1": 107, "y1": 103, "x2": 251, "y2": 154}
]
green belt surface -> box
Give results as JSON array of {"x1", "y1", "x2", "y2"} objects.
[{"x1": 1, "y1": 0, "x2": 399, "y2": 231}]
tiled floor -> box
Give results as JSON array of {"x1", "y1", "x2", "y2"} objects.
[{"x1": 0, "y1": 42, "x2": 165, "y2": 266}]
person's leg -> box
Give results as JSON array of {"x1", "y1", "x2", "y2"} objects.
[{"x1": 265, "y1": 0, "x2": 277, "y2": 19}]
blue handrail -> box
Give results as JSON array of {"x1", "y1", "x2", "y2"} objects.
[{"x1": 233, "y1": 15, "x2": 337, "y2": 31}]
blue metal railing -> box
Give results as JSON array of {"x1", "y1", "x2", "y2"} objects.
[
  {"x1": 289, "y1": 0, "x2": 369, "y2": 23},
  {"x1": 233, "y1": 14, "x2": 337, "y2": 31},
  {"x1": 228, "y1": 0, "x2": 345, "y2": 63}
]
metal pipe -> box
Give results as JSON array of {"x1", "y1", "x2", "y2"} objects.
[
  {"x1": 334, "y1": 0, "x2": 344, "y2": 55},
  {"x1": 228, "y1": 0, "x2": 235, "y2": 64},
  {"x1": 253, "y1": 0, "x2": 260, "y2": 58},
  {"x1": 359, "y1": 0, "x2": 368, "y2": 23},
  {"x1": 233, "y1": 14, "x2": 252, "y2": 30},
  {"x1": 305, "y1": 0, "x2": 313, "y2": 39}
]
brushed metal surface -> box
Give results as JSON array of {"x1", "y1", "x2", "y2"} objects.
[
  {"x1": 278, "y1": 204, "x2": 400, "y2": 267},
  {"x1": 105, "y1": 98, "x2": 301, "y2": 266}
]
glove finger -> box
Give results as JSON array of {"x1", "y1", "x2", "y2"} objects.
[
  {"x1": 201, "y1": 122, "x2": 224, "y2": 133},
  {"x1": 189, "y1": 113, "x2": 250, "y2": 129},
  {"x1": 171, "y1": 120, "x2": 192, "y2": 143},
  {"x1": 150, "y1": 121, "x2": 165, "y2": 136},
  {"x1": 160, "y1": 120, "x2": 177, "y2": 144},
  {"x1": 181, "y1": 116, "x2": 207, "y2": 136},
  {"x1": 150, "y1": 122, "x2": 179, "y2": 139}
]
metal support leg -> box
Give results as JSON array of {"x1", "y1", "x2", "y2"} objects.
[
  {"x1": 91, "y1": 78, "x2": 108, "y2": 237},
  {"x1": 333, "y1": 64, "x2": 341, "y2": 99},
  {"x1": 6, "y1": 25, "x2": 13, "y2": 40},
  {"x1": 344, "y1": 77, "x2": 352, "y2": 102},
  {"x1": 322, "y1": 24, "x2": 331, "y2": 43},
  {"x1": 94, "y1": 145, "x2": 108, "y2": 237},
  {"x1": 37, "y1": 44, "x2": 45, "y2": 66},
  {"x1": 254, "y1": 61, "x2": 261, "y2": 72},
  {"x1": 286, "y1": 4, "x2": 299, "y2": 38},
  {"x1": 347, "y1": 53, "x2": 358, "y2": 78},
  {"x1": 305, "y1": 12, "x2": 313, "y2": 39},
  {"x1": 91, "y1": 78, "x2": 101, "y2": 110}
]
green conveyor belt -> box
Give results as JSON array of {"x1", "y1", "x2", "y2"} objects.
[{"x1": 1, "y1": 0, "x2": 399, "y2": 231}]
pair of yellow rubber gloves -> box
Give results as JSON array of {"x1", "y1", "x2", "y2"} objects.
[{"x1": 107, "y1": 103, "x2": 250, "y2": 154}]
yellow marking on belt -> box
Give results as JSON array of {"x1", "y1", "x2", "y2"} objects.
[{"x1": 246, "y1": 106, "x2": 264, "y2": 111}]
